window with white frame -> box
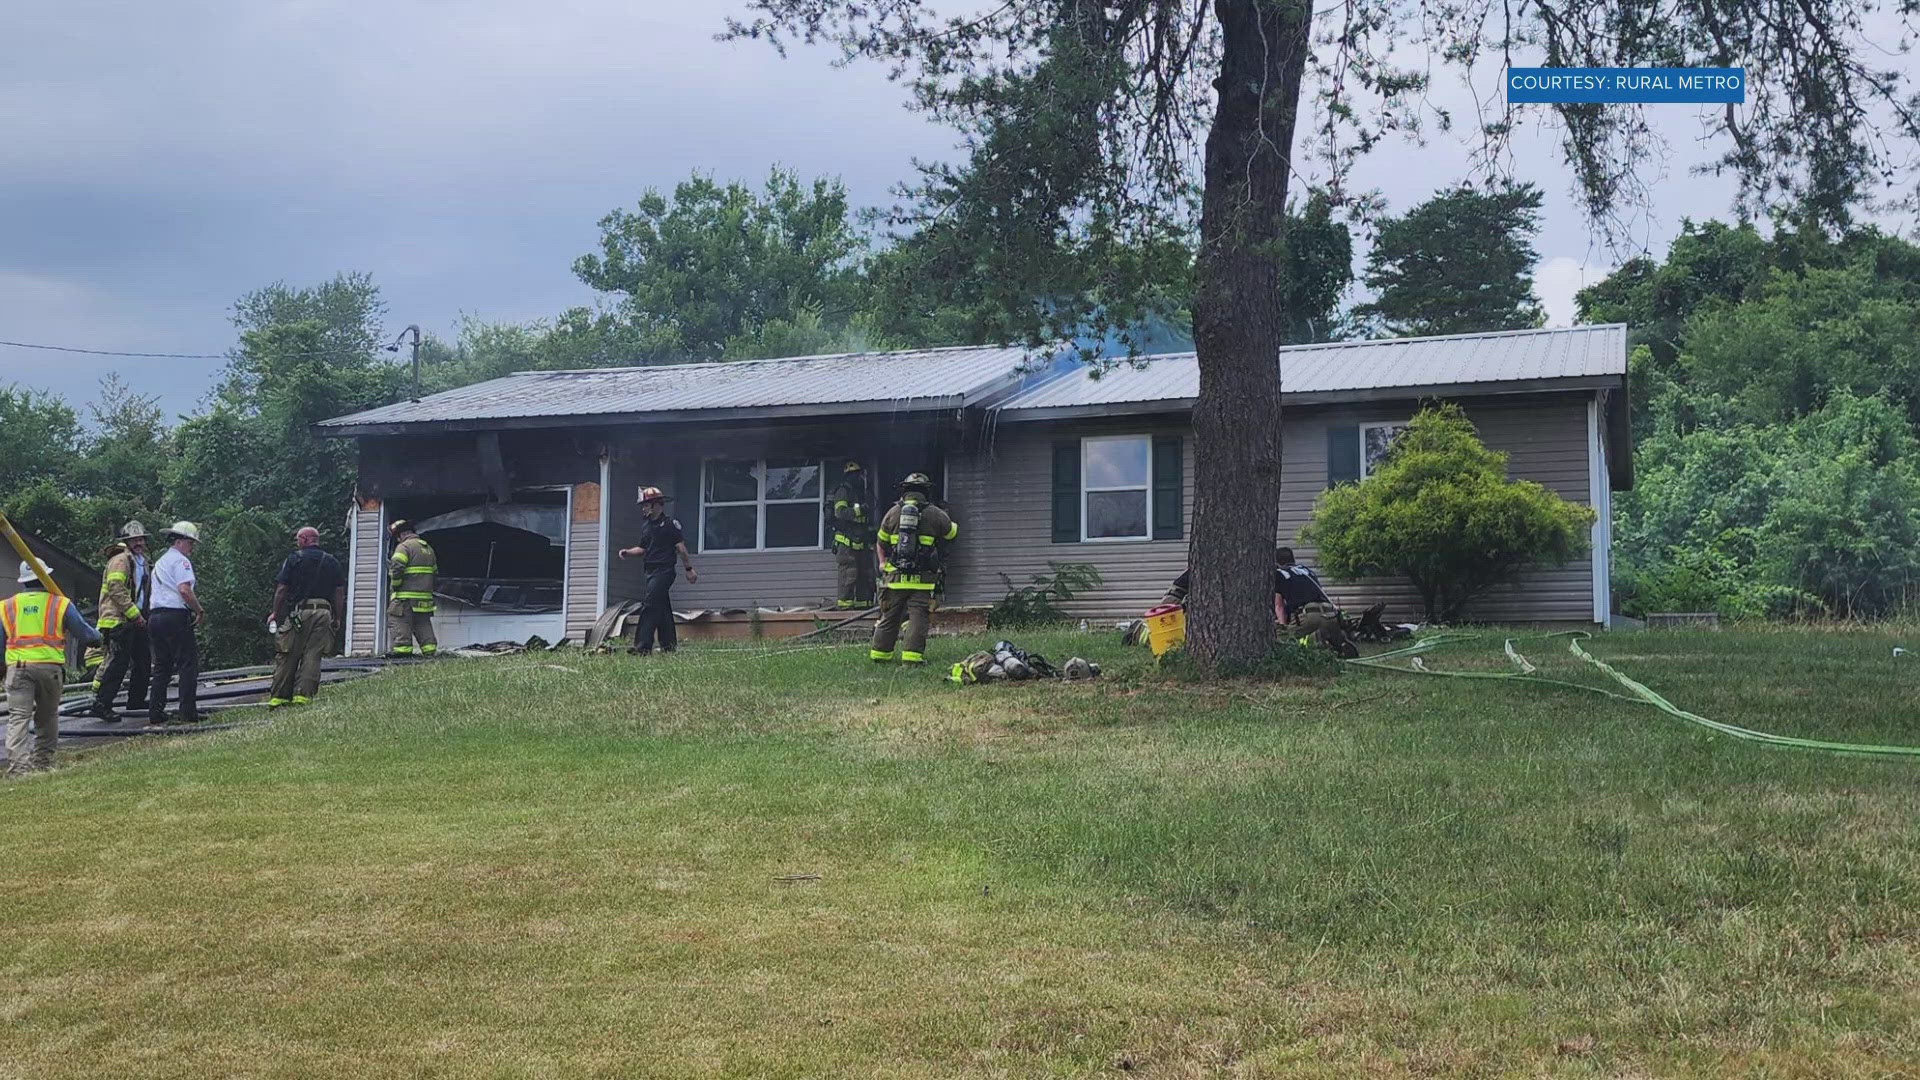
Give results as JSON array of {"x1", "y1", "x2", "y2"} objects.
[
  {"x1": 1082, "y1": 435, "x2": 1152, "y2": 541},
  {"x1": 701, "y1": 459, "x2": 824, "y2": 551},
  {"x1": 1360, "y1": 422, "x2": 1410, "y2": 477}
]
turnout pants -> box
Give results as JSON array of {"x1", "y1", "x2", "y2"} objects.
[
  {"x1": 270, "y1": 601, "x2": 334, "y2": 703},
  {"x1": 631, "y1": 568, "x2": 677, "y2": 654},
  {"x1": 835, "y1": 546, "x2": 875, "y2": 608},
  {"x1": 148, "y1": 608, "x2": 200, "y2": 721},
  {"x1": 6, "y1": 663, "x2": 63, "y2": 774},
  {"x1": 387, "y1": 599, "x2": 437, "y2": 656},
  {"x1": 93, "y1": 622, "x2": 150, "y2": 712},
  {"x1": 870, "y1": 587, "x2": 932, "y2": 663}
]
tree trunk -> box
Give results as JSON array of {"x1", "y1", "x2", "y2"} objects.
[{"x1": 1186, "y1": 0, "x2": 1313, "y2": 670}]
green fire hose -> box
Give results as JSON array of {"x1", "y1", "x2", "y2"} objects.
[{"x1": 1349, "y1": 632, "x2": 1920, "y2": 760}]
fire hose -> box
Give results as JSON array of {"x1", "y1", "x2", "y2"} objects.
[{"x1": 1347, "y1": 632, "x2": 1920, "y2": 760}]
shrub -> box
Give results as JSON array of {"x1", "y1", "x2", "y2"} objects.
[
  {"x1": 1302, "y1": 403, "x2": 1595, "y2": 623},
  {"x1": 987, "y1": 562, "x2": 1103, "y2": 629}
]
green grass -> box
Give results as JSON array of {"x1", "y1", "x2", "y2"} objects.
[{"x1": 4, "y1": 627, "x2": 1920, "y2": 1077}]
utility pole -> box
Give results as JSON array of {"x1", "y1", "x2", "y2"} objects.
[{"x1": 388, "y1": 325, "x2": 423, "y2": 401}]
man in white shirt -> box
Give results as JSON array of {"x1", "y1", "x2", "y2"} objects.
[{"x1": 147, "y1": 521, "x2": 207, "y2": 726}]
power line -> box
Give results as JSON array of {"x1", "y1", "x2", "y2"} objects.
[{"x1": 0, "y1": 338, "x2": 395, "y2": 361}]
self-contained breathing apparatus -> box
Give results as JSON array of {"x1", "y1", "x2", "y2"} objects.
[{"x1": 890, "y1": 496, "x2": 937, "y2": 574}]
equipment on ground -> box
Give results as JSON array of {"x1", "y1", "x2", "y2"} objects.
[{"x1": 1141, "y1": 604, "x2": 1186, "y2": 655}]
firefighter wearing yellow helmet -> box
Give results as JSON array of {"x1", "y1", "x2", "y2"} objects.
[
  {"x1": 869, "y1": 472, "x2": 958, "y2": 665},
  {"x1": 386, "y1": 519, "x2": 439, "y2": 658}
]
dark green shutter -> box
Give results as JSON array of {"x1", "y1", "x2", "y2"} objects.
[
  {"x1": 1051, "y1": 442, "x2": 1081, "y2": 543},
  {"x1": 1151, "y1": 435, "x2": 1183, "y2": 540},
  {"x1": 672, "y1": 457, "x2": 703, "y2": 552},
  {"x1": 1327, "y1": 426, "x2": 1360, "y2": 487}
]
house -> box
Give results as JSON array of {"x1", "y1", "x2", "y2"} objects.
[
  {"x1": 317, "y1": 325, "x2": 1630, "y2": 652},
  {"x1": 2, "y1": 527, "x2": 102, "y2": 609}
]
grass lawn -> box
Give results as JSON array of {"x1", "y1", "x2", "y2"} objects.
[{"x1": 4, "y1": 627, "x2": 1919, "y2": 1077}]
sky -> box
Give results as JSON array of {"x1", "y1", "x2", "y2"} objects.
[{"x1": 0, "y1": 0, "x2": 1813, "y2": 419}]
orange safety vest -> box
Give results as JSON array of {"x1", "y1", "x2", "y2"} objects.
[{"x1": 2, "y1": 591, "x2": 70, "y2": 665}]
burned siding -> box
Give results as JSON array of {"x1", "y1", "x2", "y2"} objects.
[{"x1": 954, "y1": 393, "x2": 1598, "y2": 623}]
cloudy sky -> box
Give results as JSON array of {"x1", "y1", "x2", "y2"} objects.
[{"x1": 4, "y1": 1, "x2": 1770, "y2": 418}]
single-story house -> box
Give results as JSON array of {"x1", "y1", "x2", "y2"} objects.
[
  {"x1": 2, "y1": 528, "x2": 102, "y2": 608},
  {"x1": 318, "y1": 324, "x2": 1630, "y2": 652}
]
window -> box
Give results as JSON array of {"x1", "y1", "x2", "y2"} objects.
[
  {"x1": 701, "y1": 459, "x2": 823, "y2": 551},
  {"x1": 1360, "y1": 422, "x2": 1409, "y2": 477},
  {"x1": 1082, "y1": 435, "x2": 1151, "y2": 541}
]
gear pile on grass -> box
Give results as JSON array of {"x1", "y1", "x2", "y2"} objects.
[{"x1": 949, "y1": 640, "x2": 1099, "y2": 686}]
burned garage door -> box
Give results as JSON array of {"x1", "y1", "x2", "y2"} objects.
[{"x1": 383, "y1": 491, "x2": 569, "y2": 651}]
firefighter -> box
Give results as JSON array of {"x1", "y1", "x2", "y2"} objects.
[
  {"x1": 266, "y1": 527, "x2": 345, "y2": 708},
  {"x1": 829, "y1": 461, "x2": 877, "y2": 608},
  {"x1": 386, "y1": 520, "x2": 438, "y2": 658},
  {"x1": 617, "y1": 486, "x2": 697, "y2": 655},
  {"x1": 89, "y1": 520, "x2": 152, "y2": 723},
  {"x1": 147, "y1": 521, "x2": 207, "y2": 726},
  {"x1": 6, "y1": 560, "x2": 101, "y2": 776},
  {"x1": 869, "y1": 472, "x2": 958, "y2": 665}
]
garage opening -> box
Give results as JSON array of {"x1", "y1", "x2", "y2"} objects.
[{"x1": 384, "y1": 490, "x2": 568, "y2": 650}]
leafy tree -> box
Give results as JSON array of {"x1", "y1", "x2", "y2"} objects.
[
  {"x1": 1617, "y1": 392, "x2": 1920, "y2": 619},
  {"x1": 1303, "y1": 404, "x2": 1594, "y2": 622},
  {"x1": 0, "y1": 385, "x2": 80, "y2": 496},
  {"x1": 69, "y1": 375, "x2": 169, "y2": 513},
  {"x1": 1354, "y1": 182, "x2": 1545, "y2": 337},
  {"x1": 573, "y1": 169, "x2": 866, "y2": 361},
  {"x1": 728, "y1": 0, "x2": 1917, "y2": 668},
  {"x1": 1678, "y1": 263, "x2": 1920, "y2": 428},
  {"x1": 1282, "y1": 194, "x2": 1354, "y2": 345}
]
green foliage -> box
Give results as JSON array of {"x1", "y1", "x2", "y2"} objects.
[
  {"x1": 0, "y1": 385, "x2": 80, "y2": 495},
  {"x1": 987, "y1": 562, "x2": 1103, "y2": 630},
  {"x1": 1303, "y1": 404, "x2": 1594, "y2": 622},
  {"x1": 1617, "y1": 391, "x2": 1920, "y2": 619},
  {"x1": 1354, "y1": 182, "x2": 1546, "y2": 337},
  {"x1": 573, "y1": 169, "x2": 867, "y2": 361},
  {"x1": 1604, "y1": 221, "x2": 1920, "y2": 621}
]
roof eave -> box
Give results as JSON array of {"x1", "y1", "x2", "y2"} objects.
[
  {"x1": 315, "y1": 396, "x2": 980, "y2": 438},
  {"x1": 993, "y1": 374, "x2": 1628, "y2": 421}
]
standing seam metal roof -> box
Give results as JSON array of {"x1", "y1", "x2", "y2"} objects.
[
  {"x1": 993, "y1": 324, "x2": 1628, "y2": 413},
  {"x1": 318, "y1": 344, "x2": 1039, "y2": 428},
  {"x1": 319, "y1": 325, "x2": 1627, "y2": 430}
]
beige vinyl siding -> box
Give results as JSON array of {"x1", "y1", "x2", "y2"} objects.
[
  {"x1": 564, "y1": 481, "x2": 603, "y2": 640},
  {"x1": 954, "y1": 394, "x2": 1597, "y2": 623},
  {"x1": 348, "y1": 497, "x2": 386, "y2": 653},
  {"x1": 944, "y1": 421, "x2": 1193, "y2": 617},
  {"x1": 1281, "y1": 396, "x2": 1596, "y2": 624},
  {"x1": 606, "y1": 456, "x2": 840, "y2": 610}
]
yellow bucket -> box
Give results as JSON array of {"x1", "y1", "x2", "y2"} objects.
[{"x1": 1143, "y1": 604, "x2": 1186, "y2": 656}]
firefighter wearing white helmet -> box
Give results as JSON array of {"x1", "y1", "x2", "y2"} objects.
[
  {"x1": 869, "y1": 472, "x2": 959, "y2": 665},
  {"x1": 6, "y1": 559, "x2": 101, "y2": 776},
  {"x1": 147, "y1": 521, "x2": 207, "y2": 725},
  {"x1": 89, "y1": 519, "x2": 153, "y2": 722}
]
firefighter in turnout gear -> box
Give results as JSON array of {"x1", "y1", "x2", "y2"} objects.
[
  {"x1": 829, "y1": 461, "x2": 877, "y2": 608},
  {"x1": 386, "y1": 520, "x2": 438, "y2": 657},
  {"x1": 6, "y1": 560, "x2": 101, "y2": 777},
  {"x1": 869, "y1": 472, "x2": 958, "y2": 665},
  {"x1": 89, "y1": 520, "x2": 152, "y2": 722}
]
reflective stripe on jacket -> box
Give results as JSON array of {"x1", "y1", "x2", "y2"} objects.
[
  {"x1": 97, "y1": 548, "x2": 145, "y2": 629},
  {"x1": 876, "y1": 498, "x2": 959, "y2": 591},
  {"x1": 2, "y1": 591, "x2": 70, "y2": 665},
  {"x1": 389, "y1": 536, "x2": 437, "y2": 602}
]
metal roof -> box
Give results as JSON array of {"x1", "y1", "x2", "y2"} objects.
[
  {"x1": 994, "y1": 324, "x2": 1629, "y2": 418},
  {"x1": 318, "y1": 344, "x2": 1038, "y2": 433}
]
